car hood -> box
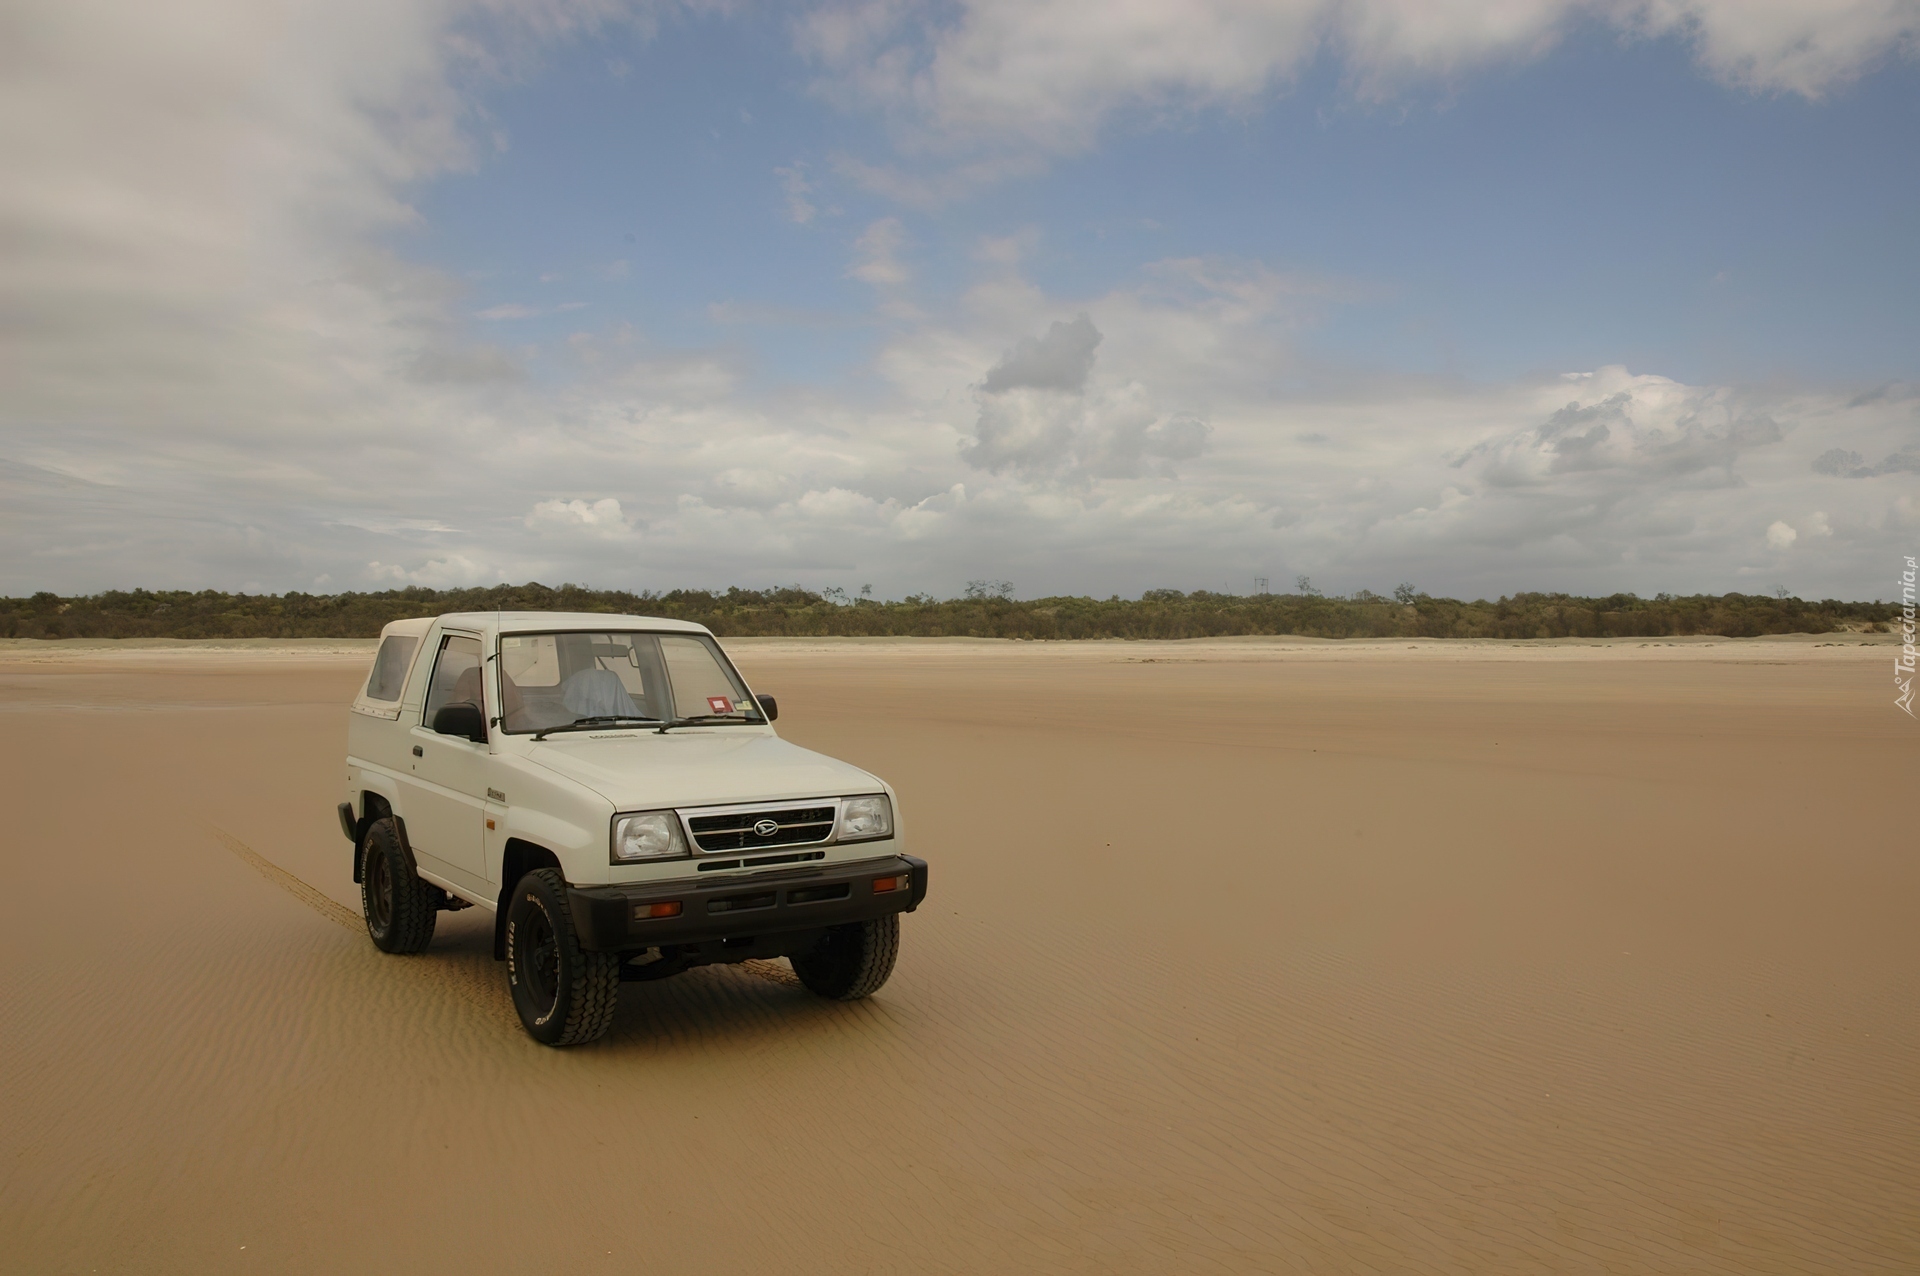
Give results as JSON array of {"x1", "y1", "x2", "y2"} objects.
[{"x1": 522, "y1": 731, "x2": 884, "y2": 810}]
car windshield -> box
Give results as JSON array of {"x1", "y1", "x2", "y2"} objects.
[{"x1": 497, "y1": 630, "x2": 760, "y2": 735}]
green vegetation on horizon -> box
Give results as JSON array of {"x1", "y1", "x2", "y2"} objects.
[{"x1": 0, "y1": 584, "x2": 1895, "y2": 641}]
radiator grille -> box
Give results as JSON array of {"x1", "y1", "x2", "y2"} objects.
[{"x1": 687, "y1": 805, "x2": 836, "y2": 853}]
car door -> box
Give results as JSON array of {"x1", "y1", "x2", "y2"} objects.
[{"x1": 401, "y1": 631, "x2": 490, "y2": 891}]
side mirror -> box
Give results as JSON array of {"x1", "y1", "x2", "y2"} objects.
[
  {"x1": 755, "y1": 694, "x2": 778, "y2": 722},
  {"x1": 432, "y1": 701, "x2": 487, "y2": 743}
]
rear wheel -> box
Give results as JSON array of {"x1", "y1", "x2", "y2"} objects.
[
  {"x1": 360, "y1": 817, "x2": 436, "y2": 954},
  {"x1": 791, "y1": 915, "x2": 898, "y2": 1000},
  {"x1": 506, "y1": 869, "x2": 620, "y2": 1046}
]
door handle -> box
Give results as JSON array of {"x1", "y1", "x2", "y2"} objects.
[{"x1": 412, "y1": 745, "x2": 424, "y2": 757}]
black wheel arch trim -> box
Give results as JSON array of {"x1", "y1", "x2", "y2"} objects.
[
  {"x1": 348, "y1": 794, "x2": 410, "y2": 886},
  {"x1": 495, "y1": 838, "x2": 564, "y2": 961}
]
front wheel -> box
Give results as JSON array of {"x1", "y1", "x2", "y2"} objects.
[
  {"x1": 791, "y1": 915, "x2": 899, "y2": 1000},
  {"x1": 506, "y1": 869, "x2": 620, "y2": 1046}
]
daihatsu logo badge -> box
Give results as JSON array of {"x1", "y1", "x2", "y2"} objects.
[{"x1": 753, "y1": 819, "x2": 779, "y2": 838}]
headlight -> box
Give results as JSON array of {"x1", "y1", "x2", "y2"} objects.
[
  {"x1": 611, "y1": 811, "x2": 689, "y2": 863},
  {"x1": 839, "y1": 795, "x2": 893, "y2": 842}
]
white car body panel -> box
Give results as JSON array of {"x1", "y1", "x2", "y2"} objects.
[{"x1": 524, "y1": 733, "x2": 882, "y2": 812}]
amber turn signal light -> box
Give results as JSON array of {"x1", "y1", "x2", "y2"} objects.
[
  {"x1": 633, "y1": 901, "x2": 683, "y2": 920},
  {"x1": 871, "y1": 874, "x2": 908, "y2": 894}
]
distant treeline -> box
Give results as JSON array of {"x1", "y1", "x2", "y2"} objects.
[{"x1": 0, "y1": 584, "x2": 1896, "y2": 641}]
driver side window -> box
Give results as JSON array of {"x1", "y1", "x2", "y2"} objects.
[{"x1": 423, "y1": 634, "x2": 484, "y2": 728}]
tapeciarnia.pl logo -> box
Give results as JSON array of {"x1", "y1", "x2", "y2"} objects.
[{"x1": 1898, "y1": 555, "x2": 1917, "y2": 717}]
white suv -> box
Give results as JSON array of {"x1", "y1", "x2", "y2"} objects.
[{"x1": 338, "y1": 611, "x2": 927, "y2": 1046}]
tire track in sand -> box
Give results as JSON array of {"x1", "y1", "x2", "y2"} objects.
[
  {"x1": 207, "y1": 825, "x2": 360, "y2": 931},
  {"x1": 203, "y1": 825, "x2": 521, "y2": 1031},
  {"x1": 205, "y1": 825, "x2": 801, "y2": 1003}
]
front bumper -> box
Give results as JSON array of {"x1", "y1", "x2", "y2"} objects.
[{"x1": 567, "y1": 853, "x2": 928, "y2": 953}]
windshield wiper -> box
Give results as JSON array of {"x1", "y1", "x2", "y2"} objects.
[
  {"x1": 532, "y1": 715, "x2": 661, "y2": 741},
  {"x1": 654, "y1": 713, "x2": 764, "y2": 733}
]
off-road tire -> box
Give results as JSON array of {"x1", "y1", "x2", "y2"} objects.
[
  {"x1": 791, "y1": 914, "x2": 899, "y2": 1000},
  {"x1": 360, "y1": 817, "x2": 437, "y2": 954},
  {"x1": 506, "y1": 869, "x2": 620, "y2": 1046}
]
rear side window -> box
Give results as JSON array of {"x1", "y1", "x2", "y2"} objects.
[{"x1": 364, "y1": 635, "x2": 419, "y2": 702}]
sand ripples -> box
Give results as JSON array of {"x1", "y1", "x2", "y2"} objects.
[{"x1": 0, "y1": 647, "x2": 1914, "y2": 1272}]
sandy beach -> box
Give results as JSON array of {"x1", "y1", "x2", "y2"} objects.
[{"x1": 0, "y1": 636, "x2": 1913, "y2": 1273}]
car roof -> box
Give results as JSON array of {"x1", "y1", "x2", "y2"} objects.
[
  {"x1": 431, "y1": 611, "x2": 711, "y2": 635},
  {"x1": 377, "y1": 617, "x2": 435, "y2": 640}
]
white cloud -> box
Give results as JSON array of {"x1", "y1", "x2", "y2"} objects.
[
  {"x1": 477, "y1": 303, "x2": 541, "y2": 320},
  {"x1": 848, "y1": 217, "x2": 911, "y2": 285},
  {"x1": 3, "y1": 0, "x2": 1910, "y2": 604},
  {"x1": 775, "y1": 161, "x2": 817, "y2": 223},
  {"x1": 0, "y1": 0, "x2": 683, "y2": 594},
  {"x1": 1627, "y1": 0, "x2": 1920, "y2": 97},
  {"x1": 965, "y1": 383, "x2": 1210, "y2": 481},
  {"x1": 961, "y1": 314, "x2": 1210, "y2": 480},
  {"x1": 801, "y1": 0, "x2": 1920, "y2": 189},
  {"x1": 4, "y1": 0, "x2": 469, "y2": 439},
  {"x1": 974, "y1": 227, "x2": 1040, "y2": 265},
  {"x1": 1811, "y1": 443, "x2": 1920, "y2": 477},
  {"x1": 1457, "y1": 382, "x2": 1785, "y2": 488},
  {"x1": 980, "y1": 314, "x2": 1101, "y2": 393},
  {"x1": 525, "y1": 497, "x2": 639, "y2": 539},
  {"x1": 366, "y1": 555, "x2": 501, "y2": 586},
  {"x1": 1766, "y1": 520, "x2": 1798, "y2": 549}
]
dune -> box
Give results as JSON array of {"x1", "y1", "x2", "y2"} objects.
[{"x1": 0, "y1": 636, "x2": 1913, "y2": 1273}]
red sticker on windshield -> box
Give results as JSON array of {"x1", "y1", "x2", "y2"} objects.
[{"x1": 707, "y1": 696, "x2": 733, "y2": 714}]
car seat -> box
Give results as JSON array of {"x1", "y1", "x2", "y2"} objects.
[{"x1": 560, "y1": 667, "x2": 640, "y2": 719}]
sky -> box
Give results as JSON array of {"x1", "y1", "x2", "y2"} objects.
[{"x1": 3, "y1": 0, "x2": 1918, "y2": 602}]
